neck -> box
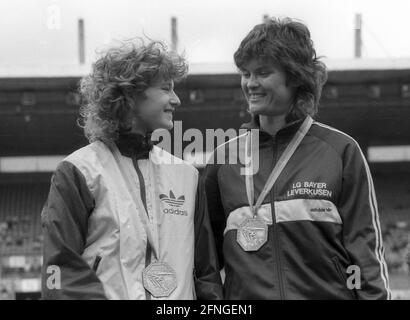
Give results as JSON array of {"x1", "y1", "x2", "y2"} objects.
[
  {"x1": 128, "y1": 127, "x2": 147, "y2": 136},
  {"x1": 258, "y1": 115, "x2": 287, "y2": 137},
  {"x1": 128, "y1": 118, "x2": 149, "y2": 136}
]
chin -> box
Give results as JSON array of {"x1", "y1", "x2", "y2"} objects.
[
  {"x1": 150, "y1": 121, "x2": 173, "y2": 132},
  {"x1": 249, "y1": 105, "x2": 266, "y2": 115},
  {"x1": 162, "y1": 121, "x2": 174, "y2": 130}
]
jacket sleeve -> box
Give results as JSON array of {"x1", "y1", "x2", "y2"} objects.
[
  {"x1": 338, "y1": 142, "x2": 391, "y2": 300},
  {"x1": 201, "y1": 163, "x2": 226, "y2": 269},
  {"x1": 41, "y1": 161, "x2": 107, "y2": 300},
  {"x1": 193, "y1": 171, "x2": 223, "y2": 300}
]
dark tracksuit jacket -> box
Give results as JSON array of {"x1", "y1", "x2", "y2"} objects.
[{"x1": 201, "y1": 116, "x2": 390, "y2": 300}]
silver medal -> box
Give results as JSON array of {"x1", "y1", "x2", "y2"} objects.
[
  {"x1": 142, "y1": 261, "x2": 177, "y2": 298},
  {"x1": 237, "y1": 217, "x2": 268, "y2": 251}
]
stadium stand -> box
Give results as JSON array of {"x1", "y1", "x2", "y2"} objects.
[{"x1": 0, "y1": 183, "x2": 47, "y2": 255}]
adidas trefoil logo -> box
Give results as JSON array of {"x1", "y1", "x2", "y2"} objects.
[
  {"x1": 159, "y1": 190, "x2": 188, "y2": 216},
  {"x1": 159, "y1": 190, "x2": 185, "y2": 207}
]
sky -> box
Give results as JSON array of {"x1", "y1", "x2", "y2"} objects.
[{"x1": 0, "y1": 0, "x2": 410, "y2": 75}]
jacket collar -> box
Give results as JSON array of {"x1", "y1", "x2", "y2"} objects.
[
  {"x1": 240, "y1": 115, "x2": 308, "y2": 146},
  {"x1": 115, "y1": 132, "x2": 155, "y2": 159}
]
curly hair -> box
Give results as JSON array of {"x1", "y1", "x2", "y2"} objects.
[
  {"x1": 234, "y1": 17, "x2": 327, "y2": 120},
  {"x1": 79, "y1": 39, "x2": 188, "y2": 143}
]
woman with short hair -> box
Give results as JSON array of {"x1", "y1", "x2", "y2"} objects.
[{"x1": 202, "y1": 17, "x2": 390, "y2": 300}]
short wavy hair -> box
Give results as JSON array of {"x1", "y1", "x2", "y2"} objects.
[
  {"x1": 79, "y1": 39, "x2": 188, "y2": 143},
  {"x1": 234, "y1": 17, "x2": 327, "y2": 120}
]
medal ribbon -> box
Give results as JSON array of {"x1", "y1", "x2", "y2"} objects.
[
  {"x1": 108, "y1": 143, "x2": 161, "y2": 261},
  {"x1": 245, "y1": 116, "x2": 313, "y2": 216}
]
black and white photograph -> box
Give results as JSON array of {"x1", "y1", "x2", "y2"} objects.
[{"x1": 0, "y1": 0, "x2": 409, "y2": 303}]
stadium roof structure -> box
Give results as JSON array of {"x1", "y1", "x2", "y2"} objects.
[
  {"x1": 1, "y1": 58, "x2": 410, "y2": 78},
  {"x1": 190, "y1": 58, "x2": 410, "y2": 74}
]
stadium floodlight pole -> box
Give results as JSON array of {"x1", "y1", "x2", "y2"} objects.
[
  {"x1": 354, "y1": 13, "x2": 362, "y2": 59},
  {"x1": 171, "y1": 17, "x2": 178, "y2": 52},
  {"x1": 78, "y1": 18, "x2": 85, "y2": 65}
]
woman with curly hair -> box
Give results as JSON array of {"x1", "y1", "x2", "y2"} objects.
[
  {"x1": 201, "y1": 17, "x2": 390, "y2": 299},
  {"x1": 41, "y1": 40, "x2": 222, "y2": 300}
]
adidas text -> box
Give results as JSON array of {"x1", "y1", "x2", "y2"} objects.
[{"x1": 163, "y1": 208, "x2": 188, "y2": 216}]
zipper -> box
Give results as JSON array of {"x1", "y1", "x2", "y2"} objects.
[
  {"x1": 332, "y1": 256, "x2": 356, "y2": 299},
  {"x1": 270, "y1": 191, "x2": 286, "y2": 299},
  {"x1": 92, "y1": 255, "x2": 102, "y2": 272},
  {"x1": 270, "y1": 140, "x2": 286, "y2": 300},
  {"x1": 132, "y1": 157, "x2": 152, "y2": 300},
  {"x1": 144, "y1": 242, "x2": 152, "y2": 300},
  {"x1": 132, "y1": 158, "x2": 149, "y2": 214}
]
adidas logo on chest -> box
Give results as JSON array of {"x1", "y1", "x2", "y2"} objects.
[{"x1": 159, "y1": 190, "x2": 188, "y2": 216}]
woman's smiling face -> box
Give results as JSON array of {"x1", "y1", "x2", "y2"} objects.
[
  {"x1": 132, "y1": 77, "x2": 181, "y2": 133},
  {"x1": 240, "y1": 58, "x2": 295, "y2": 117}
]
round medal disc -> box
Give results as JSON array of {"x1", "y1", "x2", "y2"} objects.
[
  {"x1": 237, "y1": 217, "x2": 268, "y2": 251},
  {"x1": 142, "y1": 261, "x2": 177, "y2": 298}
]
